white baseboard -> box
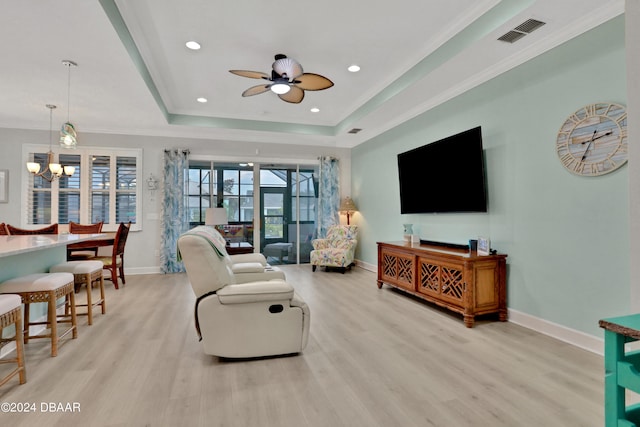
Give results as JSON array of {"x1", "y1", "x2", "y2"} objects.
[
  {"x1": 127, "y1": 266, "x2": 163, "y2": 275},
  {"x1": 507, "y1": 309, "x2": 603, "y2": 355},
  {"x1": 355, "y1": 259, "x2": 376, "y2": 273},
  {"x1": 355, "y1": 258, "x2": 603, "y2": 355}
]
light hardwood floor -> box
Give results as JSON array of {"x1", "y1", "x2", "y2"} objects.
[{"x1": 0, "y1": 265, "x2": 603, "y2": 426}]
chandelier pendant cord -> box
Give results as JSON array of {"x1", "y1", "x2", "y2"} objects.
[
  {"x1": 66, "y1": 65, "x2": 71, "y2": 122},
  {"x1": 49, "y1": 105, "x2": 54, "y2": 150}
]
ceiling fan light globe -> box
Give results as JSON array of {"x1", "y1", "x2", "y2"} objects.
[{"x1": 271, "y1": 83, "x2": 291, "y2": 95}]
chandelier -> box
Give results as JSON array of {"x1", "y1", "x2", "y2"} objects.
[{"x1": 26, "y1": 105, "x2": 75, "y2": 182}]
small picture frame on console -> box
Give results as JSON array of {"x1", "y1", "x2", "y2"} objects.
[{"x1": 477, "y1": 237, "x2": 490, "y2": 256}]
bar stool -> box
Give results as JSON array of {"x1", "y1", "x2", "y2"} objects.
[
  {"x1": 0, "y1": 294, "x2": 26, "y2": 386},
  {"x1": 50, "y1": 261, "x2": 106, "y2": 325},
  {"x1": 0, "y1": 273, "x2": 77, "y2": 357}
]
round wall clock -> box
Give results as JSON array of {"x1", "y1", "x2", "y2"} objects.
[{"x1": 556, "y1": 102, "x2": 628, "y2": 176}]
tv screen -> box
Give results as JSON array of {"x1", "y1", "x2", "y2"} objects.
[{"x1": 397, "y1": 126, "x2": 487, "y2": 214}]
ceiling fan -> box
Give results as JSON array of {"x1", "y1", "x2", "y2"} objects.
[{"x1": 229, "y1": 54, "x2": 334, "y2": 104}]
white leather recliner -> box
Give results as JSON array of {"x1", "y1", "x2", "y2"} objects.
[{"x1": 177, "y1": 226, "x2": 310, "y2": 358}]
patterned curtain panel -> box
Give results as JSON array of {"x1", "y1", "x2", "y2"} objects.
[
  {"x1": 317, "y1": 156, "x2": 340, "y2": 237},
  {"x1": 160, "y1": 149, "x2": 190, "y2": 273}
]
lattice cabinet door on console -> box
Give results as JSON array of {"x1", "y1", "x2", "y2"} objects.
[
  {"x1": 377, "y1": 241, "x2": 507, "y2": 328},
  {"x1": 418, "y1": 259, "x2": 464, "y2": 306},
  {"x1": 379, "y1": 248, "x2": 415, "y2": 292}
]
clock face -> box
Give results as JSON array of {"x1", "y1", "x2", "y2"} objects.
[{"x1": 556, "y1": 102, "x2": 627, "y2": 176}]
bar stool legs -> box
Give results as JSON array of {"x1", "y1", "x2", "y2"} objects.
[
  {"x1": 0, "y1": 295, "x2": 26, "y2": 386},
  {"x1": 0, "y1": 273, "x2": 77, "y2": 357},
  {"x1": 51, "y1": 261, "x2": 106, "y2": 325}
]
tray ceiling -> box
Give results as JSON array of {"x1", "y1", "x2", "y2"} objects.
[{"x1": 0, "y1": 0, "x2": 624, "y2": 147}]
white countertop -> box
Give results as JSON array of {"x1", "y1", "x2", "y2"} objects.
[{"x1": 0, "y1": 233, "x2": 105, "y2": 258}]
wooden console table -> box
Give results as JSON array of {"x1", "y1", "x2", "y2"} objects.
[
  {"x1": 377, "y1": 241, "x2": 507, "y2": 327},
  {"x1": 226, "y1": 242, "x2": 254, "y2": 255}
]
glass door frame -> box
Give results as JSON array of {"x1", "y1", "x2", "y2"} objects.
[
  {"x1": 260, "y1": 187, "x2": 289, "y2": 247},
  {"x1": 187, "y1": 155, "x2": 319, "y2": 264}
]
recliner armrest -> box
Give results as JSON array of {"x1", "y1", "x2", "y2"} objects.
[
  {"x1": 216, "y1": 280, "x2": 294, "y2": 304},
  {"x1": 231, "y1": 262, "x2": 265, "y2": 274},
  {"x1": 230, "y1": 253, "x2": 267, "y2": 266}
]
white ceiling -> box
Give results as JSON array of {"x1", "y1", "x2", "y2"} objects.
[{"x1": 0, "y1": 0, "x2": 624, "y2": 148}]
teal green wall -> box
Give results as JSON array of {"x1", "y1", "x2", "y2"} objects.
[{"x1": 352, "y1": 16, "x2": 628, "y2": 337}]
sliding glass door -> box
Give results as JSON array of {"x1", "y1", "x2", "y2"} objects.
[
  {"x1": 187, "y1": 160, "x2": 318, "y2": 264},
  {"x1": 260, "y1": 187, "x2": 288, "y2": 263},
  {"x1": 259, "y1": 164, "x2": 318, "y2": 264}
]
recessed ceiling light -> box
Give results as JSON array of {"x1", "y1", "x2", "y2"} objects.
[
  {"x1": 186, "y1": 41, "x2": 201, "y2": 50},
  {"x1": 310, "y1": 107, "x2": 320, "y2": 113},
  {"x1": 348, "y1": 64, "x2": 360, "y2": 73},
  {"x1": 197, "y1": 97, "x2": 207, "y2": 103}
]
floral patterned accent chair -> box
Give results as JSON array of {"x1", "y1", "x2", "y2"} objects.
[{"x1": 310, "y1": 225, "x2": 358, "y2": 273}]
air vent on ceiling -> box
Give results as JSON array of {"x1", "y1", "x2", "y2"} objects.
[
  {"x1": 498, "y1": 18, "x2": 546, "y2": 43},
  {"x1": 348, "y1": 128, "x2": 362, "y2": 134}
]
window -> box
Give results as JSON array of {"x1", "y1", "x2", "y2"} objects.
[
  {"x1": 23, "y1": 145, "x2": 142, "y2": 231},
  {"x1": 292, "y1": 170, "x2": 317, "y2": 222},
  {"x1": 187, "y1": 162, "x2": 255, "y2": 226},
  {"x1": 187, "y1": 159, "x2": 318, "y2": 263},
  {"x1": 187, "y1": 163, "x2": 212, "y2": 225},
  {"x1": 222, "y1": 167, "x2": 254, "y2": 222}
]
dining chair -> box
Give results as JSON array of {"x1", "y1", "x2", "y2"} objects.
[
  {"x1": 67, "y1": 221, "x2": 104, "y2": 259},
  {"x1": 7, "y1": 223, "x2": 58, "y2": 235},
  {"x1": 69, "y1": 221, "x2": 103, "y2": 234},
  {"x1": 89, "y1": 222, "x2": 131, "y2": 289}
]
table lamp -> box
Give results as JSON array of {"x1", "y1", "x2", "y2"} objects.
[
  {"x1": 205, "y1": 207, "x2": 229, "y2": 243},
  {"x1": 205, "y1": 207, "x2": 228, "y2": 227},
  {"x1": 339, "y1": 197, "x2": 357, "y2": 225}
]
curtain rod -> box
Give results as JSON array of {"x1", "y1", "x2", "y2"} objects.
[{"x1": 164, "y1": 149, "x2": 190, "y2": 154}]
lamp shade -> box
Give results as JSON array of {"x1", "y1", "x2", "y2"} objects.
[
  {"x1": 26, "y1": 162, "x2": 41, "y2": 174},
  {"x1": 339, "y1": 197, "x2": 357, "y2": 213},
  {"x1": 49, "y1": 163, "x2": 63, "y2": 175},
  {"x1": 205, "y1": 207, "x2": 228, "y2": 226}
]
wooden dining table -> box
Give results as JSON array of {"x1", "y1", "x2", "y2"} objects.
[{"x1": 66, "y1": 233, "x2": 116, "y2": 260}]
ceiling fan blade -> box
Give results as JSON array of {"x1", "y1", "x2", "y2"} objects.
[
  {"x1": 293, "y1": 73, "x2": 334, "y2": 91},
  {"x1": 273, "y1": 57, "x2": 303, "y2": 80},
  {"x1": 278, "y1": 86, "x2": 305, "y2": 104},
  {"x1": 242, "y1": 84, "x2": 271, "y2": 97},
  {"x1": 229, "y1": 70, "x2": 270, "y2": 80}
]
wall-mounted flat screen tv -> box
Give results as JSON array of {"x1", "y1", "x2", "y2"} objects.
[{"x1": 397, "y1": 126, "x2": 487, "y2": 214}]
